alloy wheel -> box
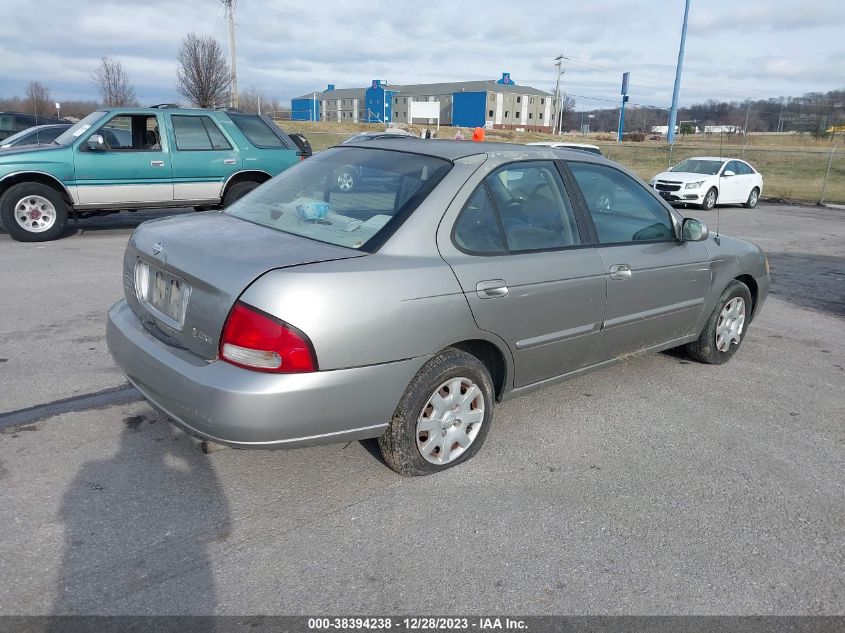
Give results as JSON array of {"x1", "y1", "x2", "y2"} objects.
[{"x1": 14, "y1": 195, "x2": 57, "y2": 233}]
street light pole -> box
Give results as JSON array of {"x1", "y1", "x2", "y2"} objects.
[
  {"x1": 552, "y1": 55, "x2": 563, "y2": 135},
  {"x1": 667, "y1": 0, "x2": 691, "y2": 145}
]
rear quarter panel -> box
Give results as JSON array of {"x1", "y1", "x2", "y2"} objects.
[
  {"x1": 215, "y1": 114, "x2": 299, "y2": 177},
  {"x1": 239, "y1": 254, "x2": 498, "y2": 370}
]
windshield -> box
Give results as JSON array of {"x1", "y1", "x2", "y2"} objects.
[
  {"x1": 670, "y1": 159, "x2": 725, "y2": 175},
  {"x1": 225, "y1": 147, "x2": 452, "y2": 251},
  {"x1": 54, "y1": 111, "x2": 107, "y2": 145}
]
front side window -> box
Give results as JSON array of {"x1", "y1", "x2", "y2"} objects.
[
  {"x1": 485, "y1": 162, "x2": 581, "y2": 252},
  {"x1": 225, "y1": 147, "x2": 451, "y2": 251},
  {"x1": 568, "y1": 162, "x2": 675, "y2": 244},
  {"x1": 93, "y1": 114, "x2": 160, "y2": 151},
  {"x1": 228, "y1": 112, "x2": 287, "y2": 148}
]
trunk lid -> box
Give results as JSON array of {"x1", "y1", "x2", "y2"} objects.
[{"x1": 123, "y1": 212, "x2": 364, "y2": 359}]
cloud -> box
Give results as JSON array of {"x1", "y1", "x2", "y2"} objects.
[{"x1": 0, "y1": 0, "x2": 841, "y2": 110}]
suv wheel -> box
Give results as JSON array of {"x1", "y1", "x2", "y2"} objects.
[
  {"x1": 334, "y1": 169, "x2": 356, "y2": 192},
  {"x1": 0, "y1": 182, "x2": 69, "y2": 242},
  {"x1": 379, "y1": 348, "x2": 494, "y2": 476},
  {"x1": 223, "y1": 181, "x2": 260, "y2": 208}
]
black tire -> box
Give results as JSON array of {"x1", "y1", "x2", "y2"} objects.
[
  {"x1": 699, "y1": 187, "x2": 717, "y2": 211},
  {"x1": 0, "y1": 182, "x2": 69, "y2": 242},
  {"x1": 743, "y1": 187, "x2": 760, "y2": 209},
  {"x1": 222, "y1": 180, "x2": 260, "y2": 208},
  {"x1": 334, "y1": 168, "x2": 356, "y2": 192},
  {"x1": 379, "y1": 347, "x2": 495, "y2": 476},
  {"x1": 684, "y1": 280, "x2": 753, "y2": 365}
]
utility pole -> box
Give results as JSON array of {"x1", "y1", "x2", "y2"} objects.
[
  {"x1": 552, "y1": 55, "x2": 564, "y2": 135},
  {"x1": 743, "y1": 100, "x2": 752, "y2": 136},
  {"x1": 223, "y1": 0, "x2": 238, "y2": 109},
  {"x1": 667, "y1": 0, "x2": 691, "y2": 145}
]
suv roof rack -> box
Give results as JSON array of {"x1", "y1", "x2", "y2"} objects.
[
  {"x1": 214, "y1": 106, "x2": 242, "y2": 112},
  {"x1": 149, "y1": 103, "x2": 181, "y2": 109}
]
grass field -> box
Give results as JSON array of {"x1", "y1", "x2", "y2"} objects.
[{"x1": 281, "y1": 120, "x2": 845, "y2": 204}]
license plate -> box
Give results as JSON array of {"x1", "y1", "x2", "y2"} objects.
[{"x1": 135, "y1": 260, "x2": 191, "y2": 329}]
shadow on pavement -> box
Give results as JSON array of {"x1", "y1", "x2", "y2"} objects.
[
  {"x1": 766, "y1": 251, "x2": 845, "y2": 318},
  {"x1": 0, "y1": 208, "x2": 194, "y2": 239},
  {"x1": 51, "y1": 413, "x2": 230, "y2": 615}
]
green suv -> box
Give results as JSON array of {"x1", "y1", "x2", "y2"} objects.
[{"x1": 0, "y1": 106, "x2": 309, "y2": 241}]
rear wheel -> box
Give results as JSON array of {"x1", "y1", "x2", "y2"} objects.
[
  {"x1": 379, "y1": 348, "x2": 494, "y2": 476},
  {"x1": 222, "y1": 180, "x2": 260, "y2": 208},
  {"x1": 699, "y1": 187, "x2": 717, "y2": 210},
  {"x1": 0, "y1": 182, "x2": 68, "y2": 242},
  {"x1": 684, "y1": 280, "x2": 752, "y2": 365},
  {"x1": 744, "y1": 187, "x2": 760, "y2": 209}
]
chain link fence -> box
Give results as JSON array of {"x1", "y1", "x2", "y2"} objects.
[
  {"x1": 599, "y1": 143, "x2": 843, "y2": 204},
  {"x1": 274, "y1": 120, "x2": 844, "y2": 205}
]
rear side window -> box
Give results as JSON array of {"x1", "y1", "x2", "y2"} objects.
[
  {"x1": 172, "y1": 115, "x2": 232, "y2": 151},
  {"x1": 569, "y1": 162, "x2": 675, "y2": 244},
  {"x1": 227, "y1": 113, "x2": 287, "y2": 148},
  {"x1": 453, "y1": 187, "x2": 506, "y2": 254},
  {"x1": 486, "y1": 162, "x2": 581, "y2": 252}
]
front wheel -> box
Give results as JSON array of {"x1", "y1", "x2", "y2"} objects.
[
  {"x1": 744, "y1": 187, "x2": 760, "y2": 209},
  {"x1": 0, "y1": 182, "x2": 69, "y2": 242},
  {"x1": 684, "y1": 280, "x2": 753, "y2": 365},
  {"x1": 699, "y1": 187, "x2": 717, "y2": 211},
  {"x1": 379, "y1": 348, "x2": 494, "y2": 476}
]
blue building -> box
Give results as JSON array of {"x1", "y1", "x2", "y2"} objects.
[{"x1": 292, "y1": 73, "x2": 555, "y2": 131}]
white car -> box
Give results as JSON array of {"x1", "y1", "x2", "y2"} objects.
[
  {"x1": 649, "y1": 157, "x2": 763, "y2": 210},
  {"x1": 527, "y1": 141, "x2": 602, "y2": 156}
]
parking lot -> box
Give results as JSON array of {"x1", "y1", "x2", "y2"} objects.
[{"x1": 0, "y1": 202, "x2": 843, "y2": 614}]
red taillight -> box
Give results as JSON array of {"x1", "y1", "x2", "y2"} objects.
[{"x1": 219, "y1": 302, "x2": 317, "y2": 373}]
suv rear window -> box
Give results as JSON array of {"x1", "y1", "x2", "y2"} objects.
[
  {"x1": 227, "y1": 113, "x2": 287, "y2": 148},
  {"x1": 225, "y1": 147, "x2": 451, "y2": 251}
]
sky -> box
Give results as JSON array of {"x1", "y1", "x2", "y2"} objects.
[{"x1": 1, "y1": 0, "x2": 843, "y2": 111}]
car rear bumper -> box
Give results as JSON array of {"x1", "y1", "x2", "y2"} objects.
[{"x1": 106, "y1": 299, "x2": 426, "y2": 448}]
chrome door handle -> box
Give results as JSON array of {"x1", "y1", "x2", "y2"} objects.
[
  {"x1": 609, "y1": 264, "x2": 632, "y2": 280},
  {"x1": 476, "y1": 280, "x2": 508, "y2": 299},
  {"x1": 223, "y1": 158, "x2": 236, "y2": 165},
  {"x1": 150, "y1": 160, "x2": 165, "y2": 167}
]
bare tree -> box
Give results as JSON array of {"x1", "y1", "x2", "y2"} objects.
[
  {"x1": 176, "y1": 33, "x2": 230, "y2": 108},
  {"x1": 91, "y1": 57, "x2": 137, "y2": 107},
  {"x1": 26, "y1": 82, "x2": 52, "y2": 117},
  {"x1": 238, "y1": 87, "x2": 263, "y2": 113}
]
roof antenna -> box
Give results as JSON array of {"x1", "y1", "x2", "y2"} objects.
[{"x1": 715, "y1": 132, "x2": 722, "y2": 245}]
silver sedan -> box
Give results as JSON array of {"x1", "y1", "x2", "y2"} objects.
[{"x1": 107, "y1": 139, "x2": 769, "y2": 475}]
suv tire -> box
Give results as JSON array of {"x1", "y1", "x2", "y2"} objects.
[
  {"x1": 223, "y1": 181, "x2": 260, "y2": 208},
  {"x1": 0, "y1": 182, "x2": 69, "y2": 242}
]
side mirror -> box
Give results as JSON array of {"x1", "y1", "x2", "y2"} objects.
[
  {"x1": 722, "y1": 170, "x2": 735, "y2": 177},
  {"x1": 682, "y1": 217, "x2": 709, "y2": 242},
  {"x1": 86, "y1": 134, "x2": 105, "y2": 151}
]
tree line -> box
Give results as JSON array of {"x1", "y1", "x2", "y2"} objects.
[{"x1": 576, "y1": 89, "x2": 845, "y2": 136}]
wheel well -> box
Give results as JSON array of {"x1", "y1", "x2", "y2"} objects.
[
  {"x1": 222, "y1": 171, "x2": 272, "y2": 196},
  {"x1": 735, "y1": 274, "x2": 758, "y2": 316},
  {"x1": 0, "y1": 173, "x2": 73, "y2": 207},
  {"x1": 450, "y1": 339, "x2": 507, "y2": 401}
]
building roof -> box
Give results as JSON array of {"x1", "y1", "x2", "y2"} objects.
[{"x1": 293, "y1": 79, "x2": 553, "y2": 101}]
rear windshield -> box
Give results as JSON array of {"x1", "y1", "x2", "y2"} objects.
[{"x1": 225, "y1": 147, "x2": 452, "y2": 251}]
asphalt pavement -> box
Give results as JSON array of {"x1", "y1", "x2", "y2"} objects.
[{"x1": 0, "y1": 203, "x2": 842, "y2": 615}]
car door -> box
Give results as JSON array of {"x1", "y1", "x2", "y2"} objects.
[
  {"x1": 733, "y1": 160, "x2": 757, "y2": 201},
  {"x1": 719, "y1": 160, "x2": 745, "y2": 203},
  {"x1": 74, "y1": 112, "x2": 173, "y2": 205},
  {"x1": 438, "y1": 160, "x2": 607, "y2": 388},
  {"x1": 565, "y1": 161, "x2": 711, "y2": 363},
  {"x1": 166, "y1": 113, "x2": 241, "y2": 201}
]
